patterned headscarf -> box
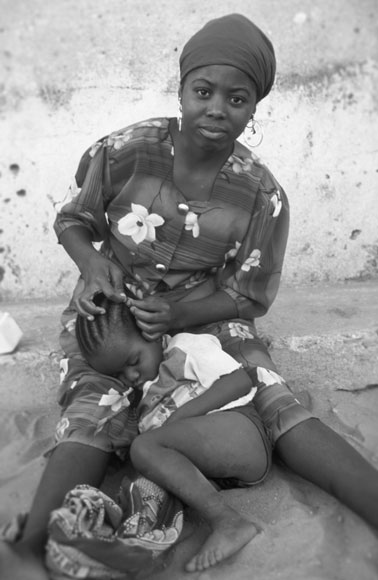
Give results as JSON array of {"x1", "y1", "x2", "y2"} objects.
[{"x1": 179, "y1": 13, "x2": 276, "y2": 102}]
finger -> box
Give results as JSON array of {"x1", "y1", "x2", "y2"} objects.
[
  {"x1": 127, "y1": 298, "x2": 162, "y2": 312},
  {"x1": 101, "y1": 279, "x2": 127, "y2": 303},
  {"x1": 108, "y1": 269, "x2": 127, "y2": 302},
  {"x1": 134, "y1": 316, "x2": 164, "y2": 337},
  {"x1": 76, "y1": 297, "x2": 106, "y2": 320},
  {"x1": 130, "y1": 306, "x2": 161, "y2": 323},
  {"x1": 141, "y1": 329, "x2": 163, "y2": 341},
  {"x1": 134, "y1": 318, "x2": 164, "y2": 334}
]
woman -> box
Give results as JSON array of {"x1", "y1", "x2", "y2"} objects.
[{"x1": 5, "y1": 12, "x2": 378, "y2": 578}]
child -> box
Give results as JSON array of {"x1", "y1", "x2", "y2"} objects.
[{"x1": 75, "y1": 292, "x2": 272, "y2": 572}]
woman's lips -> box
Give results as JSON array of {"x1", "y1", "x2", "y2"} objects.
[{"x1": 198, "y1": 126, "x2": 227, "y2": 140}]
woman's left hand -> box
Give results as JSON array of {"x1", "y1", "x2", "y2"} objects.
[{"x1": 127, "y1": 296, "x2": 178, "y2": 340}]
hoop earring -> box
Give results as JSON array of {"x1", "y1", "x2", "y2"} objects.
[
  {"x1": 243, "y1": 115, "x2": 263, "y2": 148},
  {"x1": 177, "y1": 99, "x2": 183, "y2": 132}
]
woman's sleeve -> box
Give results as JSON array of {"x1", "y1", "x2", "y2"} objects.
[
  {"x1": 53, "y1": 140, "x2": 111, "y2": 242},
  {"x1": 218, "y1": 170, "x2": 290, "y2": 320}
]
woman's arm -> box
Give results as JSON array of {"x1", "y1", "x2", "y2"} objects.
[
  {"x1": 127, "y1": 291, "x2": 240, "y2": 340},
  {"x1": 164, "y1": 368, "x2": 253, "y2": 424}
]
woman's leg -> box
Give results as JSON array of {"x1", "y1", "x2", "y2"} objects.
[
  {"x1": 1, "y1": 442, "x2": 109, "y2": 580},
  {"x1": 215, "y1": 325, "x2": 378, "y2": 529},
  {"x1": 20, "y1": 442, "x2": 110, "y2": 552},
  {"x1": 130, "y1": 411, "x2": 269, "y2": 572},
  {"x1": 275, "y1": 418, "x2": 378, "y2": 528}
]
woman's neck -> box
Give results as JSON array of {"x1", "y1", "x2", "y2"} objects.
[
  {"x1": 170, "y1": 118, "x2": 233, "y2": 170},
  {"x1": 170, "y1": 119, "x2": 233, "y2": 201}
]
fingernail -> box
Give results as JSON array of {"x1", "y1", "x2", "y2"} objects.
[{"x1": 87, "y1": 315, "x2": 94, "y2": 321}]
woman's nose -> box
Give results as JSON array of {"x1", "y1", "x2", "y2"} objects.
[{"x1": 206, "y1": 96, "x2": 226, "y2": 118}]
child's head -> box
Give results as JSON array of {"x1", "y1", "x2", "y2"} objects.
[{"x1": 76, "y1": 293, "x2": 163, "y2": 389}]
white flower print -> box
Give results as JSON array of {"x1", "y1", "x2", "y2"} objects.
[
  {"x1": 89, "y1": 141, "x2": 102, "y2": 158},
  {"x1": 241, "y1": 249, "x2": 261, "y2": 271},
  {"x1": 65, "y1": 318, "x2": 76, "y2": 335},
  {"x1": 229, "y1": 322, "x2": 256, "y2": 340},
  {"x1": 271, "y1": 190, "x2": 282, "y2": 217},
  {"x1": 224, "y1": 241, "x2": 241, "y2": 262},
  {"x1": 54, "y1": 178, "x2": 82, "y2": 213},
  {"x1": 59, "y1": 358, "x2": 69, "y2": 384},
  {"x1": 137, "y1": 120, "x2": 163, "y2": 128},
  {"x1": 118, "y1": 203, "x2": 165, "y2": 244},
  {"x1": 230, "y1": 155, "x2": 254, "y2": 175},
  {"x1": 98, "y1": 387, "x2": 133, "y2": 412},
  {"x1": 256, "y1": 367, "x2": 285, "y2": 386},
  {"x1": 107, "y1": 130, "x2": 133, "y2": 150},
  {"x1": 184, "y1": 211, "x2": 200, "y2": 238},
  {"x1": 55, "y1": 417, "x2": 70, "y2": 441}
]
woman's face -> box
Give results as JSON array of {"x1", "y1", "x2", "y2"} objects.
[{"x1": 179, "y1": 64, "x2": 257, "y2": 152}]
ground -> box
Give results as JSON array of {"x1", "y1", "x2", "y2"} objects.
[{"x1": 0, "y1": 280, "x2": 378, "y2": 579}]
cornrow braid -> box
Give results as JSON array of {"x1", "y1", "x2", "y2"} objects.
[{"x1": 76, "y1": 293, "x2": 138, "y2": 361}]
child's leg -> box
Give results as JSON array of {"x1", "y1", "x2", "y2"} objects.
[
  {"x1": 130, "y1": 411, "x2": 269, "y2": 572},
  {"x1": 18, "y1": 442, "x2": 109, "y2": 554},
  {"x1": 275, "y1": 418, "x2": 378, "y2": 528}
]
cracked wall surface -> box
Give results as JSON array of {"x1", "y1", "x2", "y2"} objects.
[{"x1": 0, "y1": 0, "x2": 377, "y2": 299}]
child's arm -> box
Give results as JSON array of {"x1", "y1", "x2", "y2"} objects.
[{"x1": 164, "y1": 368, "x2": 253, "y2": 424}]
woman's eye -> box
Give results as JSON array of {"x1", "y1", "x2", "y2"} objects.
[
  {"x1": 196, "y1": 88, "x2": 210, "y2": 98},
  {"x1": 230, "y1": 96, "x2": 244, "y2": 105}
]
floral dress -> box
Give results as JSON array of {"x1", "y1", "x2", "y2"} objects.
[{"x1": 53, "y1": 117, "x2": 313, "y2": 452}]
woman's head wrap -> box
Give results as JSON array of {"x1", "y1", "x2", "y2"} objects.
[{"x1": 179, "y1": 13, "x2": 276, "y2": 102}]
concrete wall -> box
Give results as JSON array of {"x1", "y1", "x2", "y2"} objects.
[{"x1": 1, "y1": 0, "x2": 377, "y2": 300}]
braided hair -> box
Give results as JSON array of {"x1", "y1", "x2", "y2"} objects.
[{"x1": 75, "y1": 293, "x2": 138, "y2": 361}]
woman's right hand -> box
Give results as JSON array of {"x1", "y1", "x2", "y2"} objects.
[
  {"x1": 73, "y1": 254, "x2": 127, "y2": 319},
  {"x1": 59, "y1": 227, "x2": 127, "y2": 319}
]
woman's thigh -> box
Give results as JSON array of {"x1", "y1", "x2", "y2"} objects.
[{"x1": 144, "y1": 411, "x2": 270, "y2": 484}]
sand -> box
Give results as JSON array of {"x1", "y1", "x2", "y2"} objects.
[{"x1": 0, "y1": 281, "x2": 378, "y2": 579}]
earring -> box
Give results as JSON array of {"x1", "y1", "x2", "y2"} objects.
[
  {"x1": 243, "y1": 115, "x2": 263, "y2": 148},
  {"x1": 177, "y1": 99, "x2": 182, "y2": 132}
]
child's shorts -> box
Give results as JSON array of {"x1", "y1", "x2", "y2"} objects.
[{"x1": 214, "y1": 402, "x2": 272, "y2": 490}]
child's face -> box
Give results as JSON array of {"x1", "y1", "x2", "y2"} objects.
[{"x1": 87, "y1": 330, "x2": 163, "y2": 389}]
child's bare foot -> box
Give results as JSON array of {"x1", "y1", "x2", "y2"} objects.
[{"x1": 185, "y1": 509, "x2": 259, "y2": 572}]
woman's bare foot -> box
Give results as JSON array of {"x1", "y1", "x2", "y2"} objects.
[{"x1": 185, "y1": 509, "x2": 259, "y2": 572}]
